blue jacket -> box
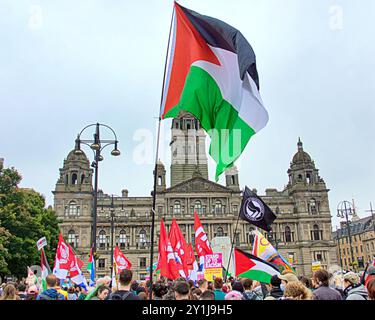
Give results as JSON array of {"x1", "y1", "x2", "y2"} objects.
[{"x1": 36, "y1": 288, "x2": 66, "y2": 300}]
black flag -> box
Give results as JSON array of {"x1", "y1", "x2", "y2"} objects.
[{"x1": 239, "y1": 186, "x2": 277, "y2": 232}]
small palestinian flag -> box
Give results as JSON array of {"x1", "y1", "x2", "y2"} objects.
[
  {"x1": 234, "y1": 248, "x2": 279, "y2": 284},
  {"x1": 161, "y1": 2, "x2": 268, "y2": 180}
]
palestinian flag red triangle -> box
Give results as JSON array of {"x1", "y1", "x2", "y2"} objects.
[
  {"x1": 160, "y1": 2, "x2": 269, "y2": 181},
  {"x1": 234, "y1": 248, "x2": 280, "y2": 284}
]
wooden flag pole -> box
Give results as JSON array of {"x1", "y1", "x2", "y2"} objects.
[{"x1": 148, "y1": 4, "x2": 175, "y2": 300}]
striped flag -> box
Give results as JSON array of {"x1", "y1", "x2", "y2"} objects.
[
  {"x1": 161, "y1": 2, "x2": 268, "y2": 180},
  {"x1": 235, "y1": 248, "x2": 280, "y2": 284},
  {"x1": 87, "y1": 246, "x2": 95, "y2": 287},
  {"x1": 40, "y1": 248, "x2": 51, "y2": 291}
]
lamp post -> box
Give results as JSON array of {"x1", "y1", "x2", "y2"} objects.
[
  {"x1": 335, "y1": 226, "x2": 344, "y2": 273},
  {"x1": 267, "y1": 230, "x2": 279, "y2": 251},
  {"x1": 74, "y1": 123, "x2": 121, "y2": 254},
  {"x1": 337, "y1": 201, "x2": 356, "y2": 272}
]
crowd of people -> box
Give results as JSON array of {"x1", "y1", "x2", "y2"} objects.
[{"x1": 1, "y1": 266, "x2": 375, "y2": 301}]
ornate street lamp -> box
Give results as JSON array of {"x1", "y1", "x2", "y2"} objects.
[
  {"x1": 337, "y1": 201, "x2": 356, "y2": 272},
  {"x1": 74, "y1": 123, "x2": 120, "y2": 254}
]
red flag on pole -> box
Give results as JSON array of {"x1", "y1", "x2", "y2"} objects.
[
  {"x1": 194, "y1": 211, "x2": 213, "y2": 268},
  {"x1": 114, "y1": 246, "x2": 132, "y2": 273},
  {"x1": 156, "y1": 219, "x2": 183, "y2": 280},
  {"x1": 194, "y1": 211, "x2": 213, "y2": 256},
  {"x1": 169, "y1": 219, "x2": 188, "y2": 277},
  {"x1": 53, "y1": 233, "x2": 73, "y2": 279}
]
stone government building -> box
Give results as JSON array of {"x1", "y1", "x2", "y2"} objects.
[{"x1": 53, "y1": 112, "x2": 338, "y2": 279}]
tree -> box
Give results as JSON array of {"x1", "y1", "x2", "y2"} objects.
[{"x1": 0, "y1": 166, "x2": 60, "y2": 279}]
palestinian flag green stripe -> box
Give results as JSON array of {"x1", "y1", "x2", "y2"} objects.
[
  {"x1": 238, "y1": 269, "x2": 274, "y2": 284},
  {"x1": 165, "y1": 65, "x2": 256, "y2": 179}
]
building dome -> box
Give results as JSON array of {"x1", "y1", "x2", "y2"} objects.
[
  {"x1": 66, "y1": 149, "x2": 89, "y2": 162},
  {"x1": 292, "y1": 138, "x2": 312, "y2": 164}
]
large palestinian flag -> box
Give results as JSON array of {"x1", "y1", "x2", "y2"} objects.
[
  {"x1": 161, "y1": 2, "x2": 269, "y2": 180},
  {"x1": 234, "y1": 248, "x2": 280, "y2": 284}
]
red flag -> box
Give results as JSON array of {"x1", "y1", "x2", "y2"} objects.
[
  {"x1": 194, "y1": 211, "x2": 213, "y2": 257},
  {"x1": 156, "y1": 219, "x2": 183, "y2": 280},
  {"x1": 185, "y1": 243, "x2": 196, "y2": 271},
  {"x1": 53, "y1": 233, "x2": 73, "y2": 279},
  {"x1": 169, "y1": 219, "x2": 188, "y2": 277},
  {"x1": 114, "y1": 246, "x2": 132, "y2": 273}
]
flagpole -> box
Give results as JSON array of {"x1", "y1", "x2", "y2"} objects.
[
  {"x1": 224, "y1": 208, "x2": 241, "y2": 282},
  {"x1": 148, "y1": 4, "x2": 175, "y2": 301}
]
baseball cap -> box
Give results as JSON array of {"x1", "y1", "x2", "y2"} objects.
[{"x1": 278, "y1": 273, "x2": 299, "y2": 283}]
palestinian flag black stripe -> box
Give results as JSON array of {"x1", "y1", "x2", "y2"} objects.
[{"x1": 161, "y1": 2, "x2": 269, "y2": 180}]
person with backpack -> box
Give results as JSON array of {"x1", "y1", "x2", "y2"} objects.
[
  {"x1": 36, "y1": 275, "x2": 66, "y2": 300},
  {"x1": 107, "y1": 269, "x2": 140, "y2": 300},
  {"x1": 264, "y1": 275, "x2": 283, "y2": 300},
  {"x1": 241, "y1": 279, "x2": 262, "y2": 300},
  {"x1": 343, "y1": 272, "x2": 368, "y2": 300}
]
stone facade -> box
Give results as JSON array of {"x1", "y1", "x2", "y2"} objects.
[
  {"x1": 53, "y1": 113, "x2": 338, "y2": 279},
  {"x1": 333, "y1": 215, "x2": 375, "y2": 271}
]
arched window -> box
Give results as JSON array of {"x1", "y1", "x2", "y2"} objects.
[
  {"x1": 312, "y1": 224, "x2": 321, "y2": 241},
  {"x1": 214, "y1": 200, "x2": 222, "y2": 215},
  {"x1": 81, "y1": 174, "x2": 85, "y2": 184},
  {"x1": 65, "y1": 201, "x2": 80, "y2": 216},
  {"x1": 68, "y1": 230, "x2": 76, "y2": 248},
  {"x1": 309, "y1": 199, "x2": 317, "y2": 214},
  {"x1": 139, "y1": 229, "x2": 147, "y2": 247},
  {"x1": 285, "y1": 226, "x2": 292, "y2": 243},
  {"x1": 174, "y1": 201, "x2": 181, "y2": 215},
  {"x1": 72, "y1": 173, "x2": 78, "y2": 185},
  {"x1": 119, "y1": 230, "x2": 127, "y2": 249},
  {"x1": 194, "y1": 200, "x2": 202, "y2": 215},
  {"x1": 65, "y1": 174, "x2": 69, "y2": 185},
  {"x1": 158, "y1": 176, "x2": 162, "y2": 186},
  {"x1": 99, "y1": 230, "x2": 106, "y2": 249},
  {"x1": 298, "y1": 174, "x2": 303, "y2": 182},
  {"x1": 231, "y1": 176, "x2": 235, "y2": 185}
]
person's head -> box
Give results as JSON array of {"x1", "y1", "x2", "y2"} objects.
[
  {"x1": 366, "y1": 278, "x2": 375, "y2": 300},
  {"x1": 312, "y1": 269, "x2": 330, "y2": 288},
  {"x1": 343, "y1": 272, "x2": 360, "y2": 289},
  {"x1": 199, "y1": 290, "x2": 215, "y2": 300},
  {"x1": 174, "y1": 281, "x2": 190, "y2": 300},
  {"x1": 136, "y1": 286, "x2": 146, "y2": 295},
  {"x1": 0, "y1": 284, "x2": 17, "y2": 300},
  {"x1": 213, "y1": 277, "x2": 223, "y2": 290},
  {"x1": 278, "y1": 273, "x2": 299, "y2": 288},
  {"x1": 298, "y1": 275, "x2": 312, "y2": 289},
  {"x1": 130, "y1": 280, "x2": 139, "y2": 292},
  {"x1": 222, "y1": 284, "x2": 229, "y2": 293},
  {"x1": 188, "y1": 280, "x2": 195, "y2": 288},
  {"x1": 190, "y1": 287, "x2": 202, "y2": 300},
  {"x1": 197, "y1": 279, "x2": 208, "y2": 292},
  {"x1": 138, "y1": 292, "x2": 148, "y2": 300},
  {"x1": 284, "y1": 282, "x2": 313, "y2": 300},
  {"x1": 153, "y1": 281, "x2": 168, "y2": 299},
  {"x1": 242, "y1": 278, "x2": 253, "y2": 291},
  {"x1": 118, "y1": 269, "x2": 133, "y2": 287},
  {"x1": 17, "y1": 283, "x2": 26, "y2": 293},
  {"x1": 225, "y1": 290, "x2": 244, "y2": 300},
  {"x1": 270, "y1": 274, "x2": 282, "y2": 288},
  {"x1": 231, "y1": 281, "x2": 244, "y2": 293},
  {"x1": 97, "y1": 286, "x2": 110, "y2": 300},
  {"x1": 46, "y1": 274, "x2": 58, "y2": 289}
]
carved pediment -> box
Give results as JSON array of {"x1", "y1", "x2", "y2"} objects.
[{"x1": 165, "y1": 177, "x2": 232, "y2": 193}]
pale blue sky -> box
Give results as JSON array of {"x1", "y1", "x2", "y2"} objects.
[{"x1": 0, "y1": 0, "x2": 374, "y2": 229}]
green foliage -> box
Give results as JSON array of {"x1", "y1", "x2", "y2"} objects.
[{"x1": 0, "y1": 166, "x2": 60, "y2": 279}]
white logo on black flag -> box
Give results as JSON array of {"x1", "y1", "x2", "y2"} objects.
[{"x1": 239, "y1": 186, "x2": 277, "y2": 231}]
